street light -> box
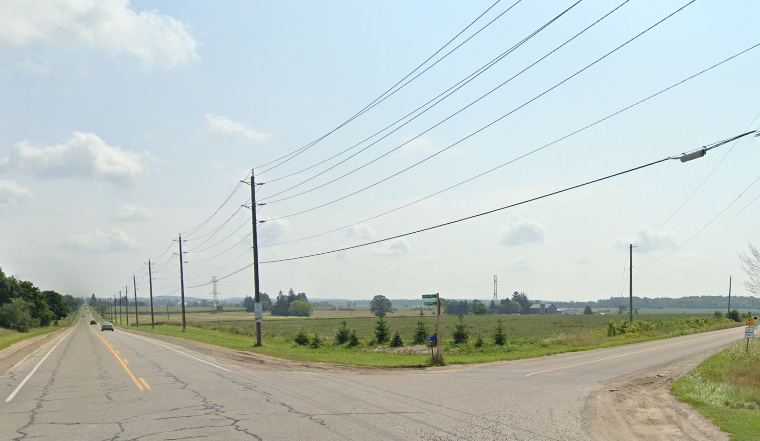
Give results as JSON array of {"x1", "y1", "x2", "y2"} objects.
[{"x1": 679, "y1": 148, "x2": 706, "y2": 163}]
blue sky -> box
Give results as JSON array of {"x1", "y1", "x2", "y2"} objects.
[{"x1": 0, "y1": 0, "x2": 758, "y2": 303}]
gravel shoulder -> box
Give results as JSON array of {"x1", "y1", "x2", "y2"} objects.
[
  {"x1": 584, "y1": 346, "x2": 730, "y2": 441},
  {"x1": 0, "y1": 327, "x2": 70, "y2": 374}
]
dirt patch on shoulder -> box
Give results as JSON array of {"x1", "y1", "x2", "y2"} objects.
[{"x1": 584, "y1": 349, "x2": 729, "y2": 441}]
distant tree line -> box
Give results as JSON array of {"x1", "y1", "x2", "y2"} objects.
[
  {"x1": 243, "y1": 293, "x2": 272, "y2": 312},
  {"x1": 246, "y1": 289, "x2": 313, "y2": 317},
  {"x1": 552, "y1": 295, "x2": 760, "y2": 310},
  {"x1": 0, "y1": 268, "x2": 80, "y2": 332},
  {"x1": 444, "y1": 292, "x2": 530, "y2": 315}
]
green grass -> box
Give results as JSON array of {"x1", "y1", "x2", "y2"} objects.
[
  {"x1": 123, "y1": 313, "x2": 739, "y2": 368},
  {"x1": 672, "y1": 338, "x2": 760, "y2": 441},
  {"x1": 0, "y1": 325, "x2": 66, "y2": 352}
]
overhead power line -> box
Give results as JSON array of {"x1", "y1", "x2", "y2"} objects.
[
  {"x1": 255, "y1": 0, "x2": 518, "y2": 174},
  {"x1": 255, "y1": 131, "x2": 751, "y2": 264},
  {"x1": 187, "y1": 215, "x2": 252, "y2": 254},
  {"x1": 258, "y1": 42, "x2": 760, "y2": 248},
  {"x1": 644, "y1": 166, "x2": 760, "y2": 267},
  {"x1": 263, "y1": 0, "x2": 700, "y2": 222},
  {"x1": 260, "y1": 0, "x2": 599, "y2": 202},
  {"x1": 736, "y1": 188, "x2": 760, "y2": 215},
  {"x1": 655, "y1": 109, "x2": 760, "y2": 231},
  {"x1": 181, "y1": 171, "x2": 250, "y2": 238},
  {"x1": 260, "y1": 155, "x2": 722, "y2": 264},
  {"x1": 150, "y1": 240, "x2": 176, "y2": 266},
  {"x1": 263, "y1": 1, "x2": 577, "y2": 187}
]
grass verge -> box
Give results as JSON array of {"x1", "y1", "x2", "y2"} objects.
[
  {"x1": 0, "y1": 326, "x2": 66, "y2": 352},
  {"x1": 123, "y1": 314, "x2": 739, "y2": 368},
  {"x1": 672, "y1": 338, "x2": 760, "y2": 441}
]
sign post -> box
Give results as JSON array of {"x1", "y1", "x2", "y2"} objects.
[
  {"x1": 254, "y1": 302, "x2": 263, "y2": 323},
  {"x1": 745, "y1": 326, "x2": 754, "y2": 353},
  {"x1": 422, "y1": 293, "x2": 441, "y2": 363}
]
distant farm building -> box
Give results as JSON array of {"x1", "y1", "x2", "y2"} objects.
[
  {"x1": 557, "y1": 308, "x2": 580, "y2": 315},
  {"x1": 528, "y1": 303, "x2": 558, "y2": 315}
]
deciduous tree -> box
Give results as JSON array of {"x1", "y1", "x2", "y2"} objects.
[{"x1": 370, "y1": 295, "x2": 393, "y2": 317}]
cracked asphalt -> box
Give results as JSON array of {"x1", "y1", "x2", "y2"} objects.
[{"x1": 0, "y1": 314, "x2": 745, "y2": 441}]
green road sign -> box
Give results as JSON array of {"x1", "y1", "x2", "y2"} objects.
[
  {"x1": 422, "y1": 294, "x2": 437, "y2": 299},
  {"x1": 424, "y1": 301, "x2": 437, "y2": 306}
]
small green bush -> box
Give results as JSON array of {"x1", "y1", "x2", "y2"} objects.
[
  {"x1": 374, "y1": 316, "x2": 390, "y2": 344},
  {"x1": 389, "y1": 331, "x2": 403, "y2": 348},
  {"x1": 451, "y1": 314, "x2": 469, "y2": 344},
  {"x1": 294, "y1": 329, "x2": 309, "y2": 346},
  {"x1": 493, "y1": 318, "x2": 507, "y2": 346},
  {"x1": 728, "y1": 309, "x2": 740, "y2": 322},
  {"x1": 474, "y1": 334, "x2": 484, "y2": 348},
  {"x1": 606, "y1": 320, "x2": 617, "y2": 337},
  {"x1": 412, "y1": 318, "x2": 429, "y2": 345},
  {"x1": 335, "y1": 320, "x2": 351, "y2": 344},
  {"x1": 347, "y1": 330, "x2": 360, "y2": 348},
  {"x1": 309, "y1": 333, "x2": 322, "y2": 349}
]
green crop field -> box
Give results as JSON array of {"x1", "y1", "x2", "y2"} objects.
[{"x1": 126, "y1": 312, "x2": 741, "y2": 367}]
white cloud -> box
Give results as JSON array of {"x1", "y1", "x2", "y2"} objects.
[
  {"x1": 112, "y1": 204, "x2": 153, "y2": 221},
  {"x1": 63, "y1": 228, "x2": 141, "y2": 252},
  {"x1": 1, "y1": 131, "x2": 155, "y2": 186},
  {"x1": 345, "y1": 224, "x2": 374, "y2": 239},
  {"x1": 497, "y1": 219, "x2": 547, "y2": 246},
  {"x1": 375, "y1": 238, "x2": 411, "y2": 256},
  {"x1": 613, "y1": 227, "x2": 677, "y2": 252},
  {"x1": 206, "y1": 114, "x2": 271, "y2": 142},
  {"x1": 0, "y1": 0, "x2": 198, "y2": 70},
  {"x1": 0, "y1": 179, "x2": 33, "y2": 212}
]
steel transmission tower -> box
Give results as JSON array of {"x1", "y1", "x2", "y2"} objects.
[
  {"x1": 493, "y1": 275, "x2": 498, "y2": 313},
  {"x1": 210, "y1": 276, "x2": 220, "y2": 308}
]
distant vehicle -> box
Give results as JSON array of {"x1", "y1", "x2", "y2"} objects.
[
  {"x1": 90, "y1": 320, "x2": 97, "y2": 325},
  {"x1": 81, "y1": 315, "x2": 85, "y2": 317},
  {"x1": 101, "y1": 322, "x2": 114, "y2": 331}
]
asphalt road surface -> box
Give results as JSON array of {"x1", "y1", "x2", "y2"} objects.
[{"x1": 0, "y1": 314, "x2": 744, "y2": 441}]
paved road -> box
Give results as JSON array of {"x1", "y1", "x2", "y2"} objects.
[{"x1": 0, "y1": 313, "x2": 744, "y2": 441}]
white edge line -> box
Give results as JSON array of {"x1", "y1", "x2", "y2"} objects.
[
  {"x1": 122, "y1": 332, "x2": 232, "y2": 373},
  {"x1": 5, "y1": 328, "x2": 74, "y2": 402}
]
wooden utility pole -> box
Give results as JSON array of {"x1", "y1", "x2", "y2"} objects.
[
  {"x1": 436, "y1": 292, "x2": 441, "y2": 359},
  {"x1": 178, "y1": 234, "x2": 187, "y2": 331},
  {"x1": 118, "y1": 291, "x2": 122, "y2": 325},
  {"x1": 727, "y1": 276, "x2": 732, "y2": 316},
  {"x1": 133, "y1": 275, "x2": 139, "y2": 326},
  {"x1": 629, "y1": 244, "x2": 635, "y2": 322},
  {"x1": 251, "y1": 169, "x2": 263, "y2": 346},
  {"x1": 125, "y1": 285, "x2": 129, "y2": 326},
  {"x1": 148, "y1": 260, "x2": 155, "y2": 328}
]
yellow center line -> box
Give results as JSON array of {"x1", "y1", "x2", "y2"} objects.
[
  {"x1": 89, "y1": 328, "x2": 144, "y2": 391},
  {"x1": 525, "y1": 333, "x2": 719, "y2": 377},
  {"x1": 139, "y1": 378, "x2": 152, "y2": 390},
  {"x1": 124, "y1": 359, "x2": 129, "y2": 364}
]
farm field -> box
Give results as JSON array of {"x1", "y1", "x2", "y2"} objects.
[
  {"x1": 103, "y1": 305, "x2": 431, "y2": 324},
  {"x1": 123, "y1": 311, "x2": 741, "y2": 367}
]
